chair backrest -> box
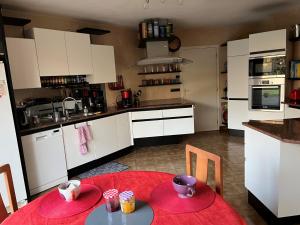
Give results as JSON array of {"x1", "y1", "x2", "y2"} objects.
[
  {"x1": 0, "y1": 164, "x2": 18, "y2": 223},
  {"x1": 185, "y1": 144, "x2": 223, "y2": 195}
]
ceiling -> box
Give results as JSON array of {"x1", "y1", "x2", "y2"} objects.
[{"x1": 1, "y1": 0, "x2": 300, "y2": 28}]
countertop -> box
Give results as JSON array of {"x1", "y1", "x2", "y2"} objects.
[
  {"x1": 243, "y1": 118, "x2": 300, "y2": 144},
  {"x1": 20, "y1": 98, "x2": 193, "y2": 136}
]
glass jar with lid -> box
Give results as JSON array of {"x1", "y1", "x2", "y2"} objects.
[{"x1": 119, "y1": 191, "x2": 135, "y2": 214}]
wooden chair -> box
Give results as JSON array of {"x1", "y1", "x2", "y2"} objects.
[
  {"x1": 185, "y1": 144, "x2": 223, "y2": 195},
  {"x1": 0, "y1": 164, "x2": 18, "y2": 223}
]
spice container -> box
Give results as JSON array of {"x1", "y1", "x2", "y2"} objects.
[
  {"x1": 119, "y1": 191, "x2": 135, "y2": 214},
  {"x1": 103, "y1": 189, "x2": 120, "y2": 212},
  {"x1": 153, "y1": 19, "x2": 159, "y2": 38}
]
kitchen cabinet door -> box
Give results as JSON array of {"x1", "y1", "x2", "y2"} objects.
[
  {"x1": 21, "y1": 128, "x2": 67, "y2": 195},
  {"x1": 249, "y1": 29, "x2": 286, "y2": 54},
  {"x1": 284, "y1": 104, "x2": 300, "y2": 119},
  {"x1": 228, "y1": 100, "x2": 248, "y2": 130},
  {"x1": 65, "y1": 32, "x2": 93, "y2": 75},
  {"x1": 28, "y1": 28, "x2": 69, "y2": 76},
  {"x1": 164, "y1": 118, "x2": 194, "y2": 136},
  {"x1": 6, "y1": 38, "x2": 41, "y2": 89},
  {"x1": 131, "y1": 110, "x2": 162, "y2": 120},
  {"x1": 116, "y1": 113, "x2": 133, "y2": 150},
  {"x1": 227, "y1": 55, "x2": 249, "y2": 98},
  {"x1": 87, "y1": 45, "x2": 117, "y2": 84},
  {"x1": 91, "y1": 116, "x2": 119, "y2": 159},
  {"x1": 62, "y1": 122, "x2": 96, "y2": 169},
  {"x1": 132, "y1": 121, "x2": 164, "y2": 138},
  {"x1": 227, "y1": 39, "x2": 249, "y2": 57},
  {"x1": 162, "y1": 107, "x2": 193, "y2": 117}
]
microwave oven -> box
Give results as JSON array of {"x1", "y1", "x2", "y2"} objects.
[{"x1": 249, "y1": 55, "x2": 286, "y2": 78}]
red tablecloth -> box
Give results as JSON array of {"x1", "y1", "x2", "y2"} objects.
[{"x1": 2, "y1": 171, "x2": 247, "y2": 225}]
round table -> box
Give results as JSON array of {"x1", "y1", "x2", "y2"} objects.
[{"x1": 2, "y1": 171, "x2": 247, "y2": 225}]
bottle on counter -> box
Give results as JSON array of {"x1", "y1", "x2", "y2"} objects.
[
  {"x1": 147, "y1": 20, "x2": 153, "y2": 38},
  {"x1": 83, "y1": 106, "x2": 89, "y2": 117},
  {"x1": 140, "y1": 21, "x2": 148, "y2": 39},
  {"x1": 153, "y1": 19, "x2": 159, "y2": 38},
  {"x1": 166, "y1": 22, "x2": 173, "y2": 37}
]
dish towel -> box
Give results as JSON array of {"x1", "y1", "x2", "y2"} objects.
[{"x1": 77, "y1": 125, "x2": 92, "y2": 155}]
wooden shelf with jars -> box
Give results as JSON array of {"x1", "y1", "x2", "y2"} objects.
[
  {"x1": 138, "y1": 70, "x2": 181, "y2": 75},
  {"x1": 138, "y1": 63, "x2": 181, "y2": 75},
  {"x1": 139, "y1": 82, "x2": 181, "y2": 87}
]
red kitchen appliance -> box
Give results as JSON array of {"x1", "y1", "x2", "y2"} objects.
[
  {"x1": 117, "y1": 89, "x2": 133, "y2": 108},
  {"x1": 289, "y1": 89, "x2": 300, "y2": 104}
]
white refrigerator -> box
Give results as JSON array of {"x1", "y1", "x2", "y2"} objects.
[{"x1": 0, "y1": 61, "x2": 27, "y2": 206}]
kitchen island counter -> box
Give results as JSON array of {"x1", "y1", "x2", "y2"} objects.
[
  {"x1": 243, "y1": 119, "x2": 300, "y2": 224},
  {"x1": 20, "y1": 98, "x2": 193, "y2": 136},
  {"x1": 243, "y1": 118, "x2": 300, "y2": 144}
]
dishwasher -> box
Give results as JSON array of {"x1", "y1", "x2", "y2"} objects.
[{"x1": 21, "y1": 128, "x2": 68, "y2": 195}]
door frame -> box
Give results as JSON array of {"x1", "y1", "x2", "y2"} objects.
[{"x1": 180, "y1": 45, "x2": 221, "y2": 129}]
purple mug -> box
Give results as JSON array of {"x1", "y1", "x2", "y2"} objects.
[{"x1": 172, "y1": 175, "x2": 197, "y2": 198}]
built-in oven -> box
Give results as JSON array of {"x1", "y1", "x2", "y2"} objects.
[
  {"x1": 249, "y1": 78, "x2": 285, "y2": 111},
  {"x1": 249, "y1": 55, "x2": 286, "y2": 78}
]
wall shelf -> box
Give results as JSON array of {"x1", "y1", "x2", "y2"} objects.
[
  {"x1": 138, "y1": 70, "x2": 181, "y2": 75},
  {"x1": 3, "y1": 16, "x2": 31, "y2": 26},
  {"x1": 139, "y1": 83, "x2": 181, "y2": 87},
  {"x1": 77, "y1": 28, "x2": 110, "y2": 35},
  {"x1": 138, "y1": 36, "x2": 175, "y2": 48}
]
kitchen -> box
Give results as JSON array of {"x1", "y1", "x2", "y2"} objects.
[{"x1": 1, "y1": 1, "x2": 300, "y2": 225}]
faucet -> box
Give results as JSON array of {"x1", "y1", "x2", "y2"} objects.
[{"x1": 62, "y1": 97, "x2": 77, "y2": 119}]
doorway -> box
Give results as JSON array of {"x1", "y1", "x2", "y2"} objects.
[{"x1": 180, "y1": 46, "x2": 219, "y2": 132}]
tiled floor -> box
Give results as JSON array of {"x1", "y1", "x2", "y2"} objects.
[{"x1": 115, "y1": 131, "x2": 267, "y2": 225}]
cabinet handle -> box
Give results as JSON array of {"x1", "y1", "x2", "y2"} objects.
[
  {"x1": 74, "y1": 123, "x2": 90, "y2": 129},
  {"x1": 36, "y1": 135, "x2": 48, "y2": 141}
]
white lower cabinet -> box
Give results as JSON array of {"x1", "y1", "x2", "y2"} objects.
[
  {"x1": 63, "y1": 114, "x2": 133, "y2": 170},
  {"x1": 21, "y1": 128, "x2": 68, "y2": 195},
  {"x1": 62, "y1": 122, "x2": 96, "y2": 170},
  {"x1": 284, "y1": 104, "x2": 300, "y2": 119},
  {"x1": 164, "y1": 118, "x2": 194, "y2": 136},
  {"x1": 228, "y1": 100, "x2": 248, "y2": 130},
  {"x1": 132, "y1": 107, "x2": 195, "y2": 138},
  {"x1": 116, "y1": 113, "x2": 133, "y2": 149},
  {"x1": 91, "y1": 116, "x2": 119, "y2": 159},
  {"x1": 132, "y1": 120, "x2": 164, "y2": 138}
]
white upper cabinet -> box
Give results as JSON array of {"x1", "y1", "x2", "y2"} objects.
[
  {"x1": 227, "y1": 55, "x2": 249, "y2": 98},
  {"x1": 65, "y1": 32, "x2": 93, "y2": 75},
  {"x1": 88, "y1": 44, "x2": 117, "y2": 84},
  {"x1": 227, "y1": 39, "x2": 249, "y2": 57},
  {"x1": 227, "y1": 39, "x2": 249, "y2": 98},
  {"x1": 6, "y1": 38, "x2": 41, "y2": 89},
  {"x1": 249, "y1": 29, "x2": 286, "y2": 54},
  {"x1": 28, "y1": 28, "x2": 69, "y2": 76}
]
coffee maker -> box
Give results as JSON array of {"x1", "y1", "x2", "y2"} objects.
[
  {"x1": 76, "y1": 86, "x2": 106, "y2": 113},
  {"x1": 117, "y1": 89, "x2": 133, "y2": 108}
]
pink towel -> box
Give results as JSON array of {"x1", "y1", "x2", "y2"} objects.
[{"x1": 77, "y1": 125, "x2": 92, "y2": 155}]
